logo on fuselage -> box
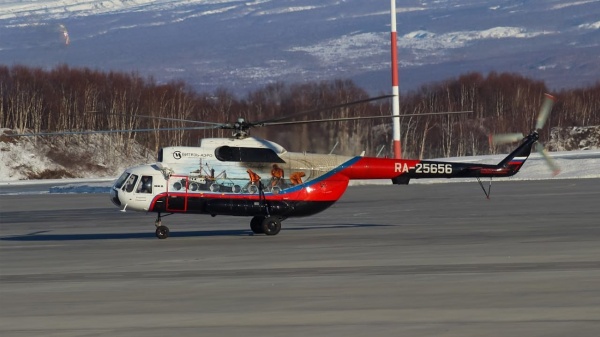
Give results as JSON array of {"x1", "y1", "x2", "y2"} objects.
[{"x1": 172, "y1": 150, "x2": 212, "y2": 160}]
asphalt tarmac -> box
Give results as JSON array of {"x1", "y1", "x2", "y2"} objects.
[{"x1": 1, "y1": 179, "x2": 600, "y2": 337}]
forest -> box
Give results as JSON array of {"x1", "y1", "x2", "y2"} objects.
[{"x1": 1, "y1": 64, "x2": 599, "y2": 159}]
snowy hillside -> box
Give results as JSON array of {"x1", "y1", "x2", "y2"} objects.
[
  {"x1": 1, "y1": 0, "x2": 599, "y2": 95},
  {"x1": 0, "y1": 129, "x2": 155, "y2": 180}
]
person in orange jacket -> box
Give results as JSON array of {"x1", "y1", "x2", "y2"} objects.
[
  {"x1": 247, "y1": 169, "x2": 261, "y2": 184},
  {"x1": 270, "y1": 164, "x2": 284, "y2": 187},
  {"x1": 290, "y1": 171, "x2": 306, "y2": 185}
]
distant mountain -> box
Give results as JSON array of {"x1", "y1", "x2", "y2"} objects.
[{"x1": 1, "y1": 0, "x2": 599, "y2": 96}]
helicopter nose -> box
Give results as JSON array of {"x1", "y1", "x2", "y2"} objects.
[{"x1": 110, "y1": 188, "x2": 121, "y2": 206}]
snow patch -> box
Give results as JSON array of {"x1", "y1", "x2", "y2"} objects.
[
  {"x1": 401, "y1": 27, "x2": 549, "y2": 51},
  {"x1": 0, "y1": 129, "x2": 155, "y2": 181},
  {"x1": 551, "y1": 1, "x2": 600, "y2": 10},
  {"x1": 0, "y1": 0, "x2": 241, "y2": 20},
  {"x1": 255, "y1": 6, "x2": 321, "y2": 16},
  {"x1": 549, "y1": 125, "x2": 600, "y2": 151},
  {"x1": 578, "y1": 21, "x2": 600, "y2": 30},
  {"x1": 288, "y1": 32, "x2": 388, "y2": 66},
  {"x1": 0, "y1": 134, "x2": 62, "y2": 180},
  {"x1": 405, "y1": 30, "x2": 436, "y2": 40}
]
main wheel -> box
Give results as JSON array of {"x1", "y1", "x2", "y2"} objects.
[
  {"x1": 155, "y1": 225, "x2": 170, "y2": 239},
  {"x1": 261, "y1": 217, "x2": 281, "y2": 236},
  {"x1": 250, "y1": 216, "x2": 264, "y2": 234}
]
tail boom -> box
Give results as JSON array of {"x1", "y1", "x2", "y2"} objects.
[{"x1": 340, "y1": 132, "x2": 538, "y2": 183}]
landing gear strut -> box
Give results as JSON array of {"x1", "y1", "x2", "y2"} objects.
[
  {"x1": 154, "y1": 212, "x2": 172, "y2": 239},
  {"x1": 248, "y1": 183, "x2": 283, "y2": 236}
]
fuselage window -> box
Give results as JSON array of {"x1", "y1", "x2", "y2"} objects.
[
  {"x1": 114, "y1": 172, "x2": 130, "y2": 189},
  {"x1": 137, "y1": 176, "x2": 153, "y2": 194},
  {"x1": 124, "y1": 174, "x2": 139, "y2": 193}
]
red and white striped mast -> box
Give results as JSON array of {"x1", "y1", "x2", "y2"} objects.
[{"x1": 390, "y1": 0, "x2": 401, "y2": 158}]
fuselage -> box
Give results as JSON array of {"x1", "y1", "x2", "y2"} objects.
[
  {"x1": 110, "y1": 135, "x2": 532, "y2": 218},
  {"x1": 111, "y1": 137, "x2": 361, "y2": 218},
  {"x1": 111, "y1": 155, "x2": 370, "y2": 218}
]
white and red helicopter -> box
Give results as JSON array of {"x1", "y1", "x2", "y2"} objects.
[{"x1": 14, "y1": 94, "x2": 559, "y2": 239}]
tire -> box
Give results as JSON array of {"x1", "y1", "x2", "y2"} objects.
[
  {"x1": 261, "y1": 217, "x2": 281, "y2": 236},
  {"x1": 155, "y1": 225, "x2": 170, "y2": 239},
  {"x1": 250, "y1": 216, "x2": 265, "y2": 234}
]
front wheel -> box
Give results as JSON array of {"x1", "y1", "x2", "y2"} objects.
[
  {"x1": 155, "y1": 225, "x2": 170, "y2": 239},
  {"x1": 261, "y1": 217, "x2": 281, "y2": 236}
]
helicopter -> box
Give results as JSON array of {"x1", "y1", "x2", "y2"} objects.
[{"x1": 12, "y1": 94, "x2": 559, "y2": 239}]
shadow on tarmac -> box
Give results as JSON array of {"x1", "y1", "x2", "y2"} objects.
[{"x1": 0, "y1": 224, "x2": 389, "y2": 241}]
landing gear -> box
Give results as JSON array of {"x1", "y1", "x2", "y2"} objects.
[
  {"x1": 250, "y1": 216, "x2": 265, "y2": 234},
  {"x1": 154, "y1": 213, "x2": 172, "y2": 239},
  {"x1": 249, "y1": 216, "x2": 282, "y2": 235},
  {"x1": 262, "y1": 216, "x2": 282, "y2": 236},
  {"x1": 155, "y1": 225, "x2": 170, "y2": 239}
]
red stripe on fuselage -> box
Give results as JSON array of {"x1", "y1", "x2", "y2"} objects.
[{"x1": 339, "y1": 157, "x2": 421, "y2": 179}]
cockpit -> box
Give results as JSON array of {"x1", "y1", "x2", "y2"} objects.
[{"x1": 110, "y1": 169, "x2": 156, "y2": 209}]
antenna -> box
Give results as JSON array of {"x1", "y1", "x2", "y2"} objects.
[
  {"x1": 376, "y1": 145, "x2": 386, "y2": 157},
  {"x1": 329, "y1": 141, "x2": 339, "y2": 155}
]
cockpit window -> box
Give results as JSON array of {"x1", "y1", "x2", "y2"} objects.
[
  {"x1": 114, "y1": 172, "x2": 130, "y2": 189},
  {"x1": 136, "y1": 176, "x2": 153, "y2": 194},
  {"x1": 124, "y1": 174, "x2": 139, "y2": 193}
]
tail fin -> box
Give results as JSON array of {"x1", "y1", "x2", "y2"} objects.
[{"x1": 496, "y1": 132, "x2": 539, "y2": 175}]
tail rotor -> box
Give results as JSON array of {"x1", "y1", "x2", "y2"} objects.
[
  {"x1": 535, "y1": 93, "x2": 555, "y2": 131},
  {"x1": 535, "y1": 143, "x2": 561, "y2": 176},
  {"x1": 490, "y1": 94, "x2": 560, "y2": 176},
  {"x1": 489, "y1": 133, "x2": 524, "y2": 145}
]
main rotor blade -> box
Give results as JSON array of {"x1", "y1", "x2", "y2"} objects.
[
  {"x1": 535, "y1": 93, "x2": 556, "y2": 130},
  {"x1": 7, "y1": 125, "x2": 222, "y2": 137},
  {"x1": 101, "y1": 113, "x2": 225, "y2": 126},
  {"x1": 490, "y1": 133, "x2": 525, "y2": 145},
  {"x1": 254, "y1": 94, "x2": 395, "y2": 126},
  {"x1": 262, "y1": 111, "x2": 472, "y2": 127},
  {"x1": 536, "y1": 142, "x2": 561, "y2": 176}
]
